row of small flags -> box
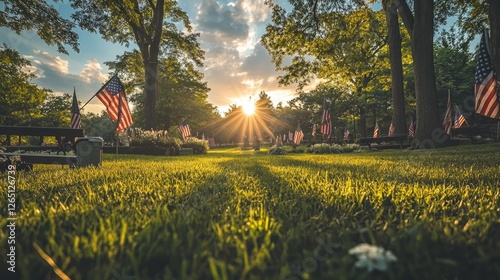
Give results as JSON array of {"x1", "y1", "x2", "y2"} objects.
[
  {"x1": 371, "y1": 118, "x2": 415, "y2": 139},
  {"x1": 275, "y1": 124, "x2": 304, "y2": 145}
]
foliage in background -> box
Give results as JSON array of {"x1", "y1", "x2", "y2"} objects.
[
  {"x1": 80, "y1": 111, "x2": 116, "y2": 142},
  {"x1": 180, "y1": 137, "x2": 209, "y2": 154},
  {"x1": 305, "y1": 143, "x2": 361, "y2": 154},
  {"x1": 0, "y1": 0, "x2": 79, "y2": 54},
  {"x1": 268, "y1": 145, "x2": 287, "y2": 155},
  {"x1": 0, "y1": 45, "x2": 48, "y2": 126}
]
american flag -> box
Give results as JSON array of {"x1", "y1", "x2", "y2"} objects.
[
  {"x1": 454, "y1": 105, "x2": 468, "y2": 128},
  {"x1": 443, "y1": 91, "x2": 452, "y2": 135},
  {"x1": 289, "y1": 131, "x2": 294, "y2": 142},
  {"x1": 475, "y1": 30, "x2": 500, "y2": 119},
  {"x1": 388, "y1": 122, "x2": 395, "y2": 137},
  {"x1": 312, "y1": 123, "x2": 317, "y2": 137},
  {"x1": 343, "y1": 126, "x2": 350, "y2": 141},
  {"x1": 96, "y1": 76, "x2": 133, "y2": 133},
  {"x1": 70, "y1": 88, "x2": 82, "y2": 129},
  {"x1": 293, "y1": 122, "x2": 304, "y2": 145},
  {"x1": 178, "y1": 119, "x2": 191, "y2": 140},
  {"x1": 320, "y1": 101, "x2": 331, "y2": 139},
  {"x1": 373, "y1": 122, "x2": 379, "y2": 138},
  {"x1": 408, "y1": 117, "x2": 415, "y2": 137}
]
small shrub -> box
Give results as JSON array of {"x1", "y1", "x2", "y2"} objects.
[
  {"x1": 268, "y1": 145, "x2": 287, "y2": 155},
  {"x1": 181, "y1": 137, "x2": 209, "y2": 154},
  {"x1": 287, "y1": 146, "x2": 306, "y2": 153},
  {"x1": 305, "y1": 143, "x2": 361, "y2": 154}
]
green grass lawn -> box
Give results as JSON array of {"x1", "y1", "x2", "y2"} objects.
[{"x1": 1, "y1": 143, "x2": 500, "y2": 279}]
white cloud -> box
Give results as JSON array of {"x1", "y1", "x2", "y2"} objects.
[
  {"x1": 79, "y1": 59, "x2": 107, "y2": 84},
  {"x1": 237, "y1": 0, "x2": 269, "y2": 23},
  {"x1": 33, "y1": 50, "x2": 69, "y2": 74},
  {"x1": 241, "y1": 78, "x2": 263, "y2": 89},
  {"x1": 21, "y1": 64, "x2": 44, "y2": 78}
]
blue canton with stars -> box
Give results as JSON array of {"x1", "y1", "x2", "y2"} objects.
[
  {"x1": 106, "y1": 76, "x2": 124, "y2": 95},
  {"x1": 475, "y1": 32, "x2": 495, "y2": 84}
]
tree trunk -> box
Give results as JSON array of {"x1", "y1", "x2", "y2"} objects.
[
  {"x1": 489, "y1": 0, "x2": 500, "y2": 73},
  {"x1": 385, "y1": 3, "x2": 406, "y2": 134},
  {"x1": 358, "y1": 106, "x2": 366, "y2": 138},
  {"x1": 412, "y1": 0, "x2": 442, "y2": 148},
  {"x1": 144, "y1": 59, "x2": 158, "y2": 129}
]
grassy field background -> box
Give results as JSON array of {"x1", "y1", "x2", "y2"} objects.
[{"x1": 1, "y1": 143, "x2": 500, "y2": 279}]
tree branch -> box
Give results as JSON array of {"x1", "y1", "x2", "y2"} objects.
[{"x1": 394, "y1": 0, "x2": 414, "y2": 36}]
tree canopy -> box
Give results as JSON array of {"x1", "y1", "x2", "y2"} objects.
[
  {"x1": 0, "y1": 45, "x2": 48, "y2": 125},
  {"x1": 0, "y1": 0, "x2": 79, "y2": 54},
  {"x1": 71, "y1": 0, "x2": 203, "y2": 129}
]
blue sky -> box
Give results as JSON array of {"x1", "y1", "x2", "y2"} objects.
[{"x1": 1, "y1": 0, "x2": 307, "y2": 115}]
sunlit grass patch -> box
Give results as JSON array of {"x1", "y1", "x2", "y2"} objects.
[{"x1": 1, "y1": 143, "x2": 499, "y2": 279}]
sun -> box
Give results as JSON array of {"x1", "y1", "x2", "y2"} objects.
[{"x1": 242, "y1": 101, "x2": 256, "y2": 116}]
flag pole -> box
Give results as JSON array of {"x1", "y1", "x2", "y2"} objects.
[{"x1": 115, "y1": 86, "x2": 123, "y2": 160}]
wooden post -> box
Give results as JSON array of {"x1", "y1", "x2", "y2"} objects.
[{"x1": 497, "y1": 121, "x2": 499, "y2": 141}]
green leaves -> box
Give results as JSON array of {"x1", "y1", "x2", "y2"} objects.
[{"x1": 1, "y1": 0, "x2": 79, "y2": 54}]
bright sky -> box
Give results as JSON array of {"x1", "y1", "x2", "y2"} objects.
[{"x1": 0, "y1": 0, "x2": 318, "y2": 116}]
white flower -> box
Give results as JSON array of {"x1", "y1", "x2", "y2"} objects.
[{"x1": 348, "y1": 243, "x2": 397, "y2": 272}]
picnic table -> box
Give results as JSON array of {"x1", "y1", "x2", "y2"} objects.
[{"x1": 0, "y1": 126, "x2": 84, "y2": 167}]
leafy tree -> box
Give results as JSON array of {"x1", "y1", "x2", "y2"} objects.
[
  {"x1": 383, "y1": 1, "x2": 408, "y2": 134},
  {"x1": 72, "y1": 0, "x2": 202, "y2": 129},
  {"x1": 262, "y1": 4, "x2": 396, "y2": 137},
  {"x1": 0, "y1": 45, "x2": 48, "y2": 125},
  {"x1": 81, "y1": 111, "x2": 115, "y2": 142},
  {"x1": 393, "y1": 0, "x2": 459, "y2": 147},
  {"x1": 455, "y1": 0, "x2": 500, "y2": 83},
  {"x1": 38, "y1": 93, "x2": 73, "y2": 127},
  {"x1": 106, "y1": 50, "x2": 220, "y2": 135},
  {"x1": 434, "y1": 28, "x2": 475, "y2": 117},
  {"x1": 0, "y1": 0, "x2": 79, "y2": 54}
]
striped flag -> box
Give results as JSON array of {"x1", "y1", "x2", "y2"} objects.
[
  {"x1": 475, "y1": 29, "x2": 500, "y2": 119},
  {"x1": 388, "y1": 122, "x2": 395, "y2": 137},
  {"x1": 289, "y1": 131, "x2": 294, "y2": 142},
  {"x1": 312, "y1": 123, "x2": 317, "y2": 137},
  {"x1": 178, "y1": 119, "x2": 191, "y2": 140},
  {"x1": 320, "y1": 100, "x2": 332, "y2": 139},
  {"x1": 343, "y1": 126, "x2": 350, "y2": 141},
  {"x1": 454, "y1": 105, "x2": 468, "y2": 128},
  {"x1": 293, "y1": 122, "x2": 304, "y2": 145},
  {"x1": 373, "y1": 122, "x2": 379, "y2": 138},
  {"x1": 408, "y1": 117, "x2": 415, "y2": 137},
  {"x1": 443, "y1": 91, "x2": 452, "y2": 135},
  {"x1": 70, "y1": 88, "x2": 82, "y2": 129},
  {"x1": 96, "y1": 76, "x2": 133, "y2": 133}
]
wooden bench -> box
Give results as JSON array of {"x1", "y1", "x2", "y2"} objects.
[
  {"x1": 0, "y1": 126, "x2": 84, "y2": 167},
  {"x1": 451, "y1": 124, "x2": 499, "y2": 143},
  {"x1": 359, "y1": 134, "x2": 408, "y2": 150}
]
